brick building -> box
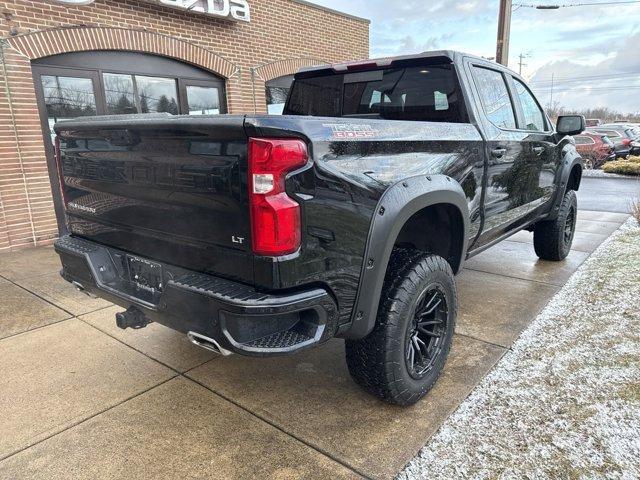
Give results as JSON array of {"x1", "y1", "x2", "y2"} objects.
[{"x1": 0, "y1": 0, "x2": 369, "y2": 251}]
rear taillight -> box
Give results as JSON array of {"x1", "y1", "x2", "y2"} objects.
[
  {"x1": 54, "y1": 136, "x2": 68, "y2": 208},
  {"x1": 622, "y1": 138, "x2": 631, "y2": 146},
  {"x1": 248, "y1": 138, "x2": 308, "y2": 256}
]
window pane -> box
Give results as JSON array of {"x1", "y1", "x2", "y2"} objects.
[
  {"x1": 136, "y1": 76, "x2": 179, "y2": 114},
  {"x1": 341, "y1": 66, "x2": 463, "y2": 122},
  {"x1": 186, "y1": 85, "x2": 220, "y2": 115},
  {"x1": 285, "y1": 65, "x2": 466, "y2": 122},
  {"x1": 41, "y1": 75, "x2": 97, "y2": 141},
  {"x1": 266, "y1": 87, "x2": 290, "y2": 115},
  {"x1": 103, "y1": 73, "x2": 136, "y2": 115},
  {"x1": 266, "y1": 75, "x2": 294, "y2": 115},
  {"x1": 513, "y1": 78, "x2": 545, "y2": 131},
  {"x1": 473, "y1": 67, "x2": 516, "y2": 129},
  {"x1": 285, "y1": 75, "x2": 343, "y2": 117}
]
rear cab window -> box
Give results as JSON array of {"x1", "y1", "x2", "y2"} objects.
[{"x1": 284, "y1": 64, "x2": 469, "y2": 123}]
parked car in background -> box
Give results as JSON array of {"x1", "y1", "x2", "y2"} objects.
[
  {"x1": 586, "y1": 118, "x2": 602, "y2": 127},
  {"x1": 573, "y1": 132, "x2": 616, "y2": 169},
  {"x1": 587, "y1": 125, "x2": 637, "y2": 158},
  {"x1": 603, "y1": 124, "x2": 640, "y2": 155},
  {"x1": 613, "y1": 121, "x2": 640, "y2": 128},
  {"x1": 615, "y1": 123, "x2": 640, "y2": 143}
]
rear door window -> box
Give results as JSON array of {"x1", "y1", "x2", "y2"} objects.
[{"x1": 471, "y1": 66, "x2": 516, "y2": 129}]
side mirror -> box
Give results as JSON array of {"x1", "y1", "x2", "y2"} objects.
[{"x1": 557, "y1": 115, "x2": 586, "y2": 136}]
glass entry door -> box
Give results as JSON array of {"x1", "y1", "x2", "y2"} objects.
[
  {"x1": 32, "y1": 67, "x2": 103, "y2": 230},
  {"x1": 31, "y1": 55, "x2": 228, "y2": 232}
]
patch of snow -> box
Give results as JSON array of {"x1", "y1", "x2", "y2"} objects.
[{"x1": 399, "y1": 219, "x2": 640, "y2": 480}]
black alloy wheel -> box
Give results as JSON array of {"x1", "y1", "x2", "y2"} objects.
[
  {"x1": 564, "y1": 203, "x2": 576, "y2": 247},
  {"x1": 533, "y1": 189, "x2": 578, "y2": 261},
  {"x1": 405, "y1": 286, "x2": 448, "y2": 379},
  {"x1": 345, "y1": 249, "x2": 457, "y2": 406}
]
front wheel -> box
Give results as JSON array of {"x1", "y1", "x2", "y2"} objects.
[
  {"x1": 533, "y1": 190, "x2": 577, "y2": 261},
  {"x1": 345, "y1": 249, "x2": 457, "y2": 406}
]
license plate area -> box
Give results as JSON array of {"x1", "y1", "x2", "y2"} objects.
[{"x1": 127, "y1": 255, "x2": 163, "y2": 293}]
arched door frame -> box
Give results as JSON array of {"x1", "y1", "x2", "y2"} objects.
[
  {"x1": 250, "y1": 57, "x2": 327, "y2": 114},
  {"x1": 5, "y1": 26, "x2": 240, "y2": 232}
]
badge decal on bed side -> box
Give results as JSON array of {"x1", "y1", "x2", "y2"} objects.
[{"x1": 323, "y1": 123, "x2": 377, "y2": 139}]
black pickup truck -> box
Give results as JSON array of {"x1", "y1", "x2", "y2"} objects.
[{"x1": 53, "y1": 51, "x2": 585, "y2": 405}]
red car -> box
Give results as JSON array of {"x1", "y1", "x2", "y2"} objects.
[{"x1": 573, "y1": 132, "x2": 616, "y2": 169}]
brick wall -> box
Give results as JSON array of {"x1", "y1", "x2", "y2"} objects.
[{"x1": 0, "y1": 0, "x2": 369, "y2": 250}]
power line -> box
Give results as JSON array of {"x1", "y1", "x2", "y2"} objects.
[
  {"x1": 515, "y1": 1, "x2": 640, "y2": 7},
  {"x1": 534, "y1": 85, "x2": 640, "y2": 92},
  {"x1": 533, "y1": 85, "x2": 640, "y2": 92},
  {"x1": 530, "y1": 72, "x2": 640, "y2": 84}
]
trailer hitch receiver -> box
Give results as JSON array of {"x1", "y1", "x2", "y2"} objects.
[{"x1": 115, "y1": 307, "x2": 150, "y2": 330}]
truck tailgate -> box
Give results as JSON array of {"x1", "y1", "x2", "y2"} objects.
[{"x1": 54, "y1": 114, "x2": 253, "y2": 283}]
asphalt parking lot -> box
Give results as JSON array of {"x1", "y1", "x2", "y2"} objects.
[
  {"x1": 577, "y1": 176, "x2": 639, "y2": 213},
  {"x1": 0, "y1": 176, "x2": 635, "y2": 479}
]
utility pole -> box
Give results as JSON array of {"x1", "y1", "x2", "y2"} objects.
[
  {"x1": 549, "y1": 73, "x2": 555, "y2": 109},
  {"x1": 518, "y1": 52, "x2": 527, "y2": 75},
  {"x1": 496, "y1": 0, "x2": 512, "y2": 66}
]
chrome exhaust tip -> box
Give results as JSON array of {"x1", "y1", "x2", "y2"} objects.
[{"x1": 187, "y1": 331, "x2": 232, "y2": 356}]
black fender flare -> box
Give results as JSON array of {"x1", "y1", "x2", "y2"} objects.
[
  {"x1": 342, "y1": 174, "x2": 470, "y2": 340},
  {"x1": 547, "y1": 142, "x2": 583, "y2": 221}
]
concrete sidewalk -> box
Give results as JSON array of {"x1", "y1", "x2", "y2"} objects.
[{"x1": 0, "y1": 209, "x2": 630, "y2": 479}]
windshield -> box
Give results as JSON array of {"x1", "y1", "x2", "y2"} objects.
[{"x1": 284, "y1": 64, "x2": 468, "y2": 123}]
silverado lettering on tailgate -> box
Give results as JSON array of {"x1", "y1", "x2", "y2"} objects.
[{"x1": 61, "y1": 156, "x2": 231, "y2": 194}]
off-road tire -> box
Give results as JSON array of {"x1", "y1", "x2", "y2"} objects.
[
  {"x1": 345, "y1": 248, "x2": 457, "y2": 406},
  {"x1": 533, "y1": 190, "x2": 577, "y2": 261}
]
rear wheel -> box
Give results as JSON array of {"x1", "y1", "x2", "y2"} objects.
[
  {"x1": 533, "y1": 190, "x2": 577, "y2": 261},
  {"x1": 345, "y1": 249, "x2": 456, "y2": 406}
]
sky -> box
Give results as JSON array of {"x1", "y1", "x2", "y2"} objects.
[{"x1": 309, "y1": 0, "x2": 640, "y2": 115}]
